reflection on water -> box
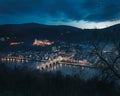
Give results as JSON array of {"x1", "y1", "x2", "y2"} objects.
[{"x1": 0, "y1": 60, "x2": 99, "y2": 80}]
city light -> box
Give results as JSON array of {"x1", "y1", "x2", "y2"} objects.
[
  {"x1": 33, "y1": 39, "x2": 54, "y2": 46},
  {"x1": 10, "y1": 42, "x2": 24, "y2": 46}
]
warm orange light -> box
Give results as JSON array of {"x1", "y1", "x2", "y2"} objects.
[
  {"x1": 10, "y1": 42, "x2": 24, "y2": 46},
  {"x1": 33, "y1": 39, "x2": 54, "y2": 46}
]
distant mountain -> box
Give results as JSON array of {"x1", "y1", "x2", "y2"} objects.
[
  {"x1": 0, "y1": 23, "x2": 84, "y2": 42},
  {"x1": 0, "y1": 23, "x2": 120, "y2": 51},
  {"x1": 103, "y1": 24, "x2": 120, "y2": 30}
]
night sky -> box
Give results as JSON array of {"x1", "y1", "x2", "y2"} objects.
[{"x1": 0, "y1": 0, "x2": 120, "y2": 29}]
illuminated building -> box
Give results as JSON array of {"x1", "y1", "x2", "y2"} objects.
[
  {"x1": 10, "y1": 42, "x2": 24, "y2": 46},
  {"x1": 33, "y1": 39, "x2": 54, "y2": 46}
]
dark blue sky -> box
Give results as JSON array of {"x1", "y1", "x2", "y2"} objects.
[{"x1": 0, "y1": 0, "x2": 120, "y2": 29}]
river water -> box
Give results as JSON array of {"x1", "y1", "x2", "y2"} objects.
[{"x1": 0, "y1": 60, "x2": 99, "y2": 80}]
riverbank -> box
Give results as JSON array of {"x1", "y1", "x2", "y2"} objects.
[{"x1": 0, "y1": 63, "x2": 120, "y2": 96}]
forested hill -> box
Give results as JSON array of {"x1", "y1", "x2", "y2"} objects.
[{"x1": 0, "y1": 23, "x2": 120, "y2": 44}]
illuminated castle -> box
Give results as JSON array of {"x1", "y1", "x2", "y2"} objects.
[{"x1": 33, "y1": 39, "x2": 54, "y2": 46}]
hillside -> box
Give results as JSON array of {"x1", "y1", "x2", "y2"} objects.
[{"x1": 0, "y1": 23, "x2": 120, "y2": 51}]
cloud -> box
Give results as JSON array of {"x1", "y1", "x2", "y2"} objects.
[{"x1": 0, "y1": 0, "x2": 120, "y2": 24}]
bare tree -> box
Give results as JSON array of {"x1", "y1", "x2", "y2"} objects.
[{"x1": 91, "y1": 41, "x2": 120, "y2": 80}]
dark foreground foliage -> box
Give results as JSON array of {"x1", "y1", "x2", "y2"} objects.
[{"x1": 0, "y1": 63, "x2": 120, "y2": 96}]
